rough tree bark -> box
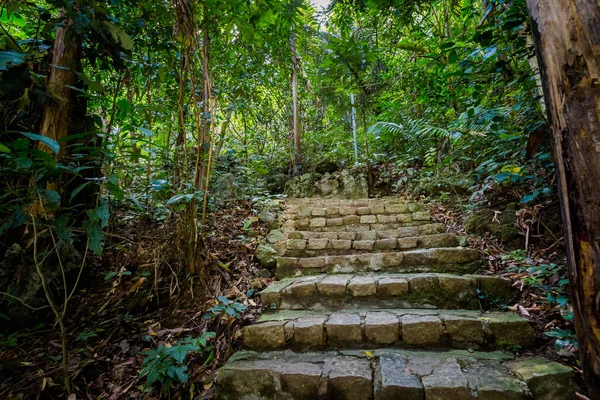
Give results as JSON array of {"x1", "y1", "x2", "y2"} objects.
[
  {"x1": 526, "y1": 1, "x2": 600, "y2": 396},
  {"x1": 290, "y1": 26, "x2": 302, "y2": 176},
  {"x1": 39, "y1": 10, "x2": 80, "y2": 158}
]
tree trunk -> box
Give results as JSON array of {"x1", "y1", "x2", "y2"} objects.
[
  {"x1": 526, "y1": 1, "x2": 600, "y2": 396},
  {"x1": 290, "y1": 27, "x2": 302, "y2": 176},
  {"x1": 39, "y1": 11, "x2": 80, "y2": 157}
]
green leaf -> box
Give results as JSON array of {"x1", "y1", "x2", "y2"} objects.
[
  {"x1": 0, "y1": 143, "x2": 11, "y2": 153},
  {"x1": 167, "y1": 365, "x2": 188, "y2": 383},
  {"x1": 166, "y1": 193, "x2": 193, "y2": 205},
  {"x1": 96, "y1": 200, "x2": 110, "y2": 228},
  {"x1": 0, "y1": 50, "x2": 26, "y2": 71},
  {"x1": 103, "y1": 21, "x2": 134, "y2": 50},
  {"x1": 88, "y1": 221, "x2": 104, "y2": 256},
  {"x1": 104, "y1": 271, "x2": 118, "y2": 280},
  {"x1": 70, "y1": 181, "x2": 92, "y2": 202},
  {"x1": 165, "y1": 344, "x2": 197, "y2": 363},
  {"x1": 19, "y1": 132, "x2": 60, "y2": 153}
]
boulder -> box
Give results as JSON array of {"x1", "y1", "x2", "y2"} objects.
[
  {"x1": 463, "y1": 206, "x2": 521, "y2": 246},
  {"x1": 213, "y1": 172, "x2": 237, "y2": 199},
  {"x1": 255, "y1": 243, "x2": 279, "y2": 270}
]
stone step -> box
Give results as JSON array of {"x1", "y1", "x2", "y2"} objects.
[
  {"x1": 286, "y1": 223, "x2": 446, "y2": 240},
  {"x1": 242, "y1": 309, "x2": 535, "y2": 351},
  {"x1": 276, "y1": 248, "x2": 480, "y2": 278},
  {"x1": 261, "y1": 273, "x2": 511, "y2": 312},
  {"x1": 287, "y1": 213, "x2": 431, "y2": 232},
  {"x1": 284, "y1": 198, "x2": 425, "y2": 217},
  {"x1": 284, "y1": 233, "x2": 460, "y2": 257},
  {"x1": 216, "y1": 349, "x2": 577, "y2": 400}
]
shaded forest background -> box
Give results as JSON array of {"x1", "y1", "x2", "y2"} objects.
[{"x1": 0, "y1": 0, "x2": 583, "y2": 398}]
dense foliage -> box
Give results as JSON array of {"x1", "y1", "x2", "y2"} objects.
[{"x1": 0, "y1": 0, "x2": 566, "y2": 397}]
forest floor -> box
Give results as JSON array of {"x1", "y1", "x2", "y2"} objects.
[{"x1": 0, "y1": 194, "x2": 580, "y2": 399}]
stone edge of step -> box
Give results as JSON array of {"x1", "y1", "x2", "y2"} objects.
[{"x1": 215, "y1": 349, "x2": 577, "y2": 400}]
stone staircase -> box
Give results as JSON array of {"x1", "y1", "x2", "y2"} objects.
[{"x1": 216, "y1": 198, "x2": 577, "y2": 400}]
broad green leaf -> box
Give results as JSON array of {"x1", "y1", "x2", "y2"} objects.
[
  {"x1": 103, "y1": 21, "x2": 134, "y2": 50},
  {"x1": 88, "y1": 221, "x2": 104, "y2": 256},
  {"x1": 19, "y1": 132, "x2": 60, "y2": 153},
  {"x1": 0, "y1": 50, "x2": 26, "y2": 71},
  {"x1": 70, "y1": 181, "x2": 92, "y2": 202},
  {"x1": 104, "y1": 271, "x2": 118, "y2": 281},
  {"x1": 0, "y1": 143, "x2": 11, "y2": 153}
]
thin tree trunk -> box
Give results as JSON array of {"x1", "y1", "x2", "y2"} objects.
[
  {"x1": 39, "y1": 9, "x2": 80, "y2": 158},
  {"x1": 526, "y1": 1, "x2": 600, "y2": 396},
  {"x1": 290, "y1": 26, "x2": 302, "y2": 176}
]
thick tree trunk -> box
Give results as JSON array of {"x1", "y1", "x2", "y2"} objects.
[
  {"x1": 290, "y1": 27, "x2": 302, "y2": 176},
  {"x1": 526, "y1": 0, "x2": 600, "y2": 396}
]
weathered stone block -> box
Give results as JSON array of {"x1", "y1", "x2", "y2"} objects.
[
  {"x1": 348, "y1": 276, "x2": 377, "y2": 297},
  {"x1": 402, "y1": 249, "x2": 433, "y2": 266},
  {"x1": 287, "y1": 239, "x2": 308, "y2": 250},
  {"x1": 292, "y1": 317, "x2": 327, "y2": 349},
  {"x1": 339, "y1": 232, "x2": 357, "y2": 240},
  {"x1": 339, "y1": 207, "x2": 356, "y2": 216},
  {"x1": 216, "y1": 361, "x2": 278, "y2": 399},
  {"x1": 413, "y1": 211, "x2": 430, "y2": 221},
  {"x1": 310, "y1": 218, "x2": 327, "y2": 228},
  {"x1": 377, "y1": 215, "x2": 395, "y2": 224},
  {"x1": 385, "y1": 202, "x2": 408, "y2": 214},
  {"x1": 326, "y1": 313, "x2": 363, "y2": 345},
  {"x1": 327, "y1": 217, "x2": 344, "y2": 226},
  {"x1": 357, "y1": 207, "x2": 372, "y2": 215},
  {"x1": 365, "y1": 312, "x2": 400, "y2": 344},
  {"x1": 422, "y1": 359, "x2": 471, "y2": 400},
  {"x1": 418, "y1": 223, "x2": 445, "y2": 235},
  {"x1": 353, "y1": 240, "x2": 375, "y2": 250},
  {"x1": 280, "y1": 362, "x2": 323, "y2": 399},
  {"x1": 318, "y1": 275, "x2": 350, "y2": 298},
  {"x1": 288, "y1": 231, "x2": 303, "y2": 239},
  {"x1": 402, "y1": 315, "x2": 443, "y2": 345},
  {"x1": 376, "y1": 355, "x2": 424, "y2": 400},
  {"x1": 398, "y1": 226, "x2": 419, "y2": 237},
  {"x1": 504, "y1": 357, "x2": 577, "y2": 400},
  {"x1": 443, "y1": 315, "x2": 485, "y2": 345},
  {"x1": 396, "y1": 214, "x2": 413, "y2": 223},
  {"x1": 344, "y1": 215, "x2": 361, "y2": 225},
  {"x1": 288, "y1": 279, "x2": 318, "y2": 298},
  {"x1": 430, "y1": 248, "x2": 479, "y2": 264},
  {"x1": 488, "y1": 314, "x2": 535, "y2": 348},
  {"x1": 374, "y1": 239, "x2": 398, "y2": 250},
  {"x1": 331, "y1": 240, "x2": 352, "y2": 250},
  {"x1": 370, "y1": 203, "x2": 386, "y2": 214},
  {"x1": 478, "y1": 276, "x2": 512, "y2": 302},
  {"x1": 358, "y1": 231, "x2": 378, "y2": 240},
  {"x1": 419, "y1": 234, "x2": 459, "y2": 248},
  {"x1": 327, "y1": 206, "x2": 340, "y2": 215},
  {"x1": 308, "y1": 238, "x2": 329, "y2": 250},
  {"x1": 381, "y1": 252, "x2": 405, "y2": 267},
  {"x1": 438, "y1": 275, "x2": 476, "y2": 302},
  {"x1": 409, "y1": 274, "x2": 439, "y2": 293},
  {"x1": 378, "y1": 230, "x2": 399, "y2": 239},
  {"x1": 295, "y1": 219, "x2": 310, "y2": 229},
  {"x1": 299, "y1": 257, "x2": 326, "y2": 270},
  {"x1": 398, "y1": 237, "x2": 419, "y2": 249},
  {"x1": 243, "y1": 322, "x2": 286, "y2": 350},
  {"x1": 328, "y1": 357, "x2": 373, "y2": 400},
  {"x1": 377, "y1": 277, "x2": 409, "y2": 297},
  {"x1": 360, "y1": 215, "x2": 378, "y2": 224},
  {"x1": 312, "y1": 207, "x2": 327, "y2": 216}
]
